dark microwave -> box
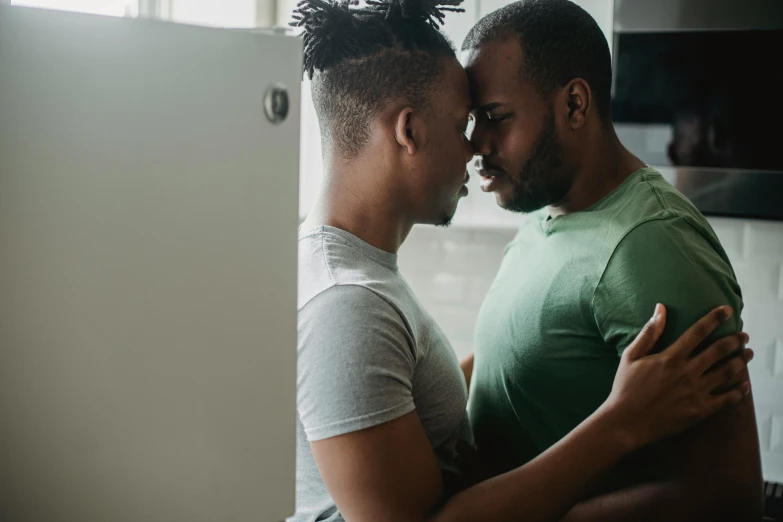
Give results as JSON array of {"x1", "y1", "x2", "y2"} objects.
[{"x1": 611, "y1": 0, "x2": 783, "y2": 220}]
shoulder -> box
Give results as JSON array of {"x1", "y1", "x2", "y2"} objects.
[
  {"x1": 593, "y1": 214, "x2": 741, "y2": 334},
  {"x1": 301, "y1": 284, "x2": 408, "y2": 331},
  {"x1": 298, "y1": 228, "x2": 337, "y2": 309},
  {"x1": 598, "y1": 169, "x2": 727, "y2": 266},
  {"x1": 298, "y1": 227, "x2": 401, "y2": 308},
  {"x1": 609, "y1": 213, "x2": 727, "y2": 271}
]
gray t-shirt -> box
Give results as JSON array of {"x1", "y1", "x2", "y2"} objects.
[{"x1": 290, "y1": 226, "x2": 473, "y2": 522}]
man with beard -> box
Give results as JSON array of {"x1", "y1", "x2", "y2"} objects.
[{"x1": 462, "y1": 1, "x2": 763, "y2": 521}]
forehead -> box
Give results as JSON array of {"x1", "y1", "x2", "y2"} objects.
[
  {"x1": 461, "y1": 39, "x2": 533, "y2": 107},
  {"x1": 435, "y1": 58, "x2": 470, "y2": 111}
]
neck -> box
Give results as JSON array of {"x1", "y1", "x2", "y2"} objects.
[
  {"x1": 548, "y1": 125, "x2": 646, "y2": 217},
  {"x1": 302, "y1": 152, "x2": 413, "y2": 254}
]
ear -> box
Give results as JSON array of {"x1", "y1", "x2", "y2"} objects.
[
  {"x1": 563, "y1": 78, "x2": 591, "y2": 130},
  {"x1": 394, "y1": 107, "x2": 417, "y2": 155}
]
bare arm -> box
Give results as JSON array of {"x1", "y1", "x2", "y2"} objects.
[
  {"x1": 315, "y1": 401, "x2": 633, "y2": 522},
  {"x1": 567, "y1": 221, "x2": 765, "y2": 522},
  {"x1": 311, "y1": 306, "x2": 751, "y2": 522},
  {"x1": 560, "y1": 387, "x2": 762, "y2": 522}
]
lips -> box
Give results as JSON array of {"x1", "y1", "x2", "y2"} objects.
[
  {"x1": 479, "y1": 174, "x2": 504, "y2": 192},
  {"x1": 475, "y1": 159, "x2": 506, "y2": 192},
  {"x1": 478, "y1": 168, "x2": 505, "y2": 179},
  {"x1": 479, "y1": 173, "x2": 503, "y2": 193},
  {"x1": 475, "y1": 159, "x2": 505, "y2": 176}
]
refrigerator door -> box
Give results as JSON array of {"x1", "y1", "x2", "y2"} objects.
[{"x1": 0, "y1": 6, "x2": 300, "y2": 522}]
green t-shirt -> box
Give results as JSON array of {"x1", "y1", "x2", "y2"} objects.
[{"x1": 468, "y1": 167, "x2": 743, "y2": 481}]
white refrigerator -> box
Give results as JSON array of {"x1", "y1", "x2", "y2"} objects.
[{"x1": 0, "y1": 6, "x2": 300, "y2": 522}]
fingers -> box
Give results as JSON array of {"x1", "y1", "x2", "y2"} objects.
[
  {"x1": 701, "y1": 349, "x2": 751, "y2": 392},
  {"x1": 703, "y1": 382, "x2": 751, "y2": 417},
  {"x1": 693, "y1": 332, "x2": 748, "y2": 375},
  {"x1": 667, "y1": 306, "x2": 734, "y2": 361},
  {"x1": 624, "y1": 304, "x2": 667, "y2": 361}
]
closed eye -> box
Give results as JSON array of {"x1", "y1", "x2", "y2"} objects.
[{"x1": 487, "y1": 113, "x2": 511, "y2": 122}]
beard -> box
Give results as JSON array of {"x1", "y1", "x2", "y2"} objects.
[
  {"x1": 503, "y1": 109, "x2": 574, "y2": 213},
  {"x1": 436, "y1": 213, "x2": 454, "y2": 227}
]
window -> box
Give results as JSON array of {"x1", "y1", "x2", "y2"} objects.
[
  {"x1": 170, "y1": 0, "x2": 257, "y2": 28},
  {"x1": 10, "y1": 0, "x2": 139, "y2": 17},
  {"x1": 7, "y1": 0, "x2": 271, "y2": 26}
]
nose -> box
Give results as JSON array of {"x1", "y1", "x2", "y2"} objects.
[{"x1": 470, "y1": 120, "x2": 492, "y2": 157}]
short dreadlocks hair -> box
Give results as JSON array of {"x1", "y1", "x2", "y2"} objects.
[
  {"x1": 462, "y1": 0, "x2": 613, "y2": 120},
  {"x1": 291, "y1": 0, "x2": 465, "y2": 157}
]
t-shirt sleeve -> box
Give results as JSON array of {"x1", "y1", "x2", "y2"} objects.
[
  {"x1": 297, "y1": 284, "x2": 418, "y2": 442},
  {"x1": 593, "y1": 216, "x2": 743, "y2": 356}
]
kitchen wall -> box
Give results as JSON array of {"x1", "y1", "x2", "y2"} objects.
[
  {"x1": 399, "y1": 224, "x2": 513, "y2": 359},
  {"x1": 399, "y1": 215, "x2": 783, "y2": 482}
]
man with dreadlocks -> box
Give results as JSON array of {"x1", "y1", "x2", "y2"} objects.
[{"x1": 288, "y1": 1, "x2": 752, "y2": 521}]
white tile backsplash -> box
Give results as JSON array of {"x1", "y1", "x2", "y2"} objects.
[
  {"x1": 707, "y1": 216, "x2": 745, "y2": 258},
  {"x1": 774, "y1": 339, "x2": 783, "y2": 378},
  {"x1": 465, "y1": 276, "x2": 495, "y2": 307},
  {"x1": 431, "y1": 273, "x2": 468, "y2": 304},
  {"x1": 745, "y1": 221, "x2": 783, "y2": 260},
  {"x1": 778, "y1": 264, "x2": 783, "y2": 300},
  {"x1": 760, "y1": 416, "x2": 773, "y2": 454},
  {"x1": 733, "y1": 259, "x2": 781, "y2": 301},
  {"x1": 773, "y1": 415, "x2": 783, "y2": 455},
  {"x1": 399, "y1": 217, "x2": 783, "y2": 482}
]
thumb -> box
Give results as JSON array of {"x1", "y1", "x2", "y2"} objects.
[{"x1": 624, "y1": 304, "x2": 667, "y2": 361}]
